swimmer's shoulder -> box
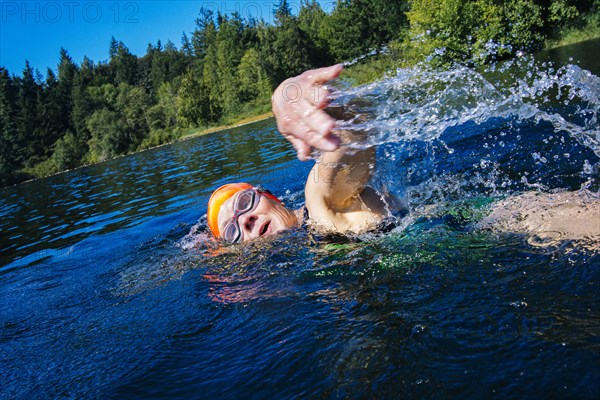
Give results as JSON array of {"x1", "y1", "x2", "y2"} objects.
[{"x1": 305, "y1": 184, "x2": 391, "y2": 234}]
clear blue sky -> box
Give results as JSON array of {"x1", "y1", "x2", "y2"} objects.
[{"x1": 1, "y1": 0, "x2": 334, "y2": 76}]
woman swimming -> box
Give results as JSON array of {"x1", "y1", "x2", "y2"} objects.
[
  {"x1": 207, "y1": 64, "x2": 396, "y2": 243},
  {"x1": 207, "y1": 65, "x2": 599, "y2": 245}
]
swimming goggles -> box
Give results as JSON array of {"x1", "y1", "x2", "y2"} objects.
[{"x1": 221, "y1": 188, "x2": 262, "y2": 243}]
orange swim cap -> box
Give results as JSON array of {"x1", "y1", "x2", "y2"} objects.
[
  {"x1": 207, "y1": 182, "x2": 253, "y2": 238},
  {"x1": 207, "y1": 182, "x2": 284, "y2": 238}
]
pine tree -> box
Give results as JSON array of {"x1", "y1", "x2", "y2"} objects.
[
  {"x1": 216, "y1": 13, "x2": 245, "y2": 116},
  {"x1": 200, "y1": 12, "x2": 223, "y2": 123},
  {"x1": 16, "y1": 61, "x2": 40, "y2": 167},
  {"x1": 71, "y1": 57, "x2": 95, "y2": 151},
  {"x1": 238, "y1": 48, "x2": 272, "y2": 105},
  {"x1": 192, "y1": 8, "x2": 215, "y2": 60},
  {"x1": 57, "y1": 48, "x2": 77, "y2": 134},
  {"x1": 273, "y1": 14, "x2": 311, "y2": 83},
  {"x1": 274, "y1": 0, "x2": 293, "y2": 24},
  {"x1": 109, "y1": 36, "x2": 119, "y2": 59},
  {"x1": 0, "y1": 67, "x2": 19, "y2": 186},
  {"x1": 298, "y1": 0, "x2": 334, "y2": 66},
  {"x1": 110, "y1": 40, "x2": 138, "y2": 85},
  {"x1": 35, "y1": 68, "x2": 63, "y2": 156},
  {"x1": 181, "y1": 32, "x2": 194, "y2": 57},
  {"x1": 177, "y1": 69, "x2": 212, "y2": 126}
]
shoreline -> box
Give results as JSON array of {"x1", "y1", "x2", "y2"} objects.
[
  {"x1": 177, "y1": 112, "x2": 274, "y2": 142},
  {"x1": 545, "y1": 33, "x2": 600, "y2": 51},
  {"x1": 7, "y1": 112, "x2": 276, "y2": 189}
]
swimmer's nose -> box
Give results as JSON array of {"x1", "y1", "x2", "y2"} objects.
[{"x1": 240, "y1": 213, "x2": 258, "y2": 238}]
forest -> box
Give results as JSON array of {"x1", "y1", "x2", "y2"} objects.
[{"x1": 1, "y1": 0, "x2": 599, "y2": 187}]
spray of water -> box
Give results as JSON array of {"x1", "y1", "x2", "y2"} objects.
[
  {"x1": 328, "y1": 57, "x2": 600, "y2": 156},
  {"x1": 319, "y1": 52, "x2": 600, "y2": 228}
]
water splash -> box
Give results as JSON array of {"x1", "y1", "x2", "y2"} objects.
[
  {"x1": 341, "y1": 46, "x2": 389, "y2": 67},
  {"x1": 328, "y1": 58, "x2": 600, "y2": 157},
  {"x1": 321, "y1": 53, "x2": 600, "y2": 232}
]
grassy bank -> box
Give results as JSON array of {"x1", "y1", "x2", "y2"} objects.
[
  {"x1": 545, "y1": 12, "x2": 600, "y2": 49},
  {"x1": 180, "y1": 111, "x2": 274, "y2": 141}
]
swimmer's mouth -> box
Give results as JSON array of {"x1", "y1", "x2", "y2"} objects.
[{"x1": 259, "y1": 221, "x2": 271, "y2": 236}]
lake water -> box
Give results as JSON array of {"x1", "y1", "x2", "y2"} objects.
[{"x1": 1, "y1": 40, "x2": 599, "y2": 399}]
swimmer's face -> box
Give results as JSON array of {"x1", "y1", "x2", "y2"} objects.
[{"x1": 217, "y1": 190, "x2": 297, "y2": 242}]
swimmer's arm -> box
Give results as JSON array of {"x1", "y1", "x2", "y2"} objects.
[{"x1": 305, "y1": 133, "x2": 375, "y2": 211}]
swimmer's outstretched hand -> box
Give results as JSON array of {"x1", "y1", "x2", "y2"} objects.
[{"x1": 272, "y1": 64, "x2": 343, "y2": 161}]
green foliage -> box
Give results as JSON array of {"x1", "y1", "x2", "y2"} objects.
[
  {"x1": 192, "y1": 8, "x2": 215, "y2": 59},
  {"x1": 216, "y1": 14, "x2": 245, "y2": 116},
  {"x1": 16, "y1": 61, "x2": 40, "y2": 167},
  {"x1": 549, "y1": 0, "x2": 580, "y2": 23},
  {"x1": 177, "y1": 69, "x2": 213, "y2": 127},
  {"x1": 71, "y1": 59, "x2": 95, "y2": 143},
  {"x1": 318, "y1": 1, "x2": 363, "y2": 62},
  {"x1": 52, "y1": 131, "x2": 85, "y2": 170},
  {"x1": 20, "y1": 156, "x2": 59, "y2": 179},
  {"x1": 87, "y1": 108, "x2": 128, "y2": 161},
  {"x1": 298, "y1": 0, "x2": 333, "y2": 66},
  {"x1": 340, "y1": 55, "x2": 400, "y2": 86},
  {"x1": 85, "y1": 83, "x2": 151, "y2": 161},
  {"x1": 22, "y1": 130, "x2": 87, "y2": 178},
  {"x1": 319, "y1": 0, "x2": 408, "y2": 62},
  {"x1": 0, "y1": 67, "x2": 19, "y2": 186},
  {"x1": 137, "y1": 129, "x2": 181, "y2": 151},
  {"x1": 407, "y1": 0, "x2": 550, "y2": 65},
  {"x1": 254, "y1": 9, "x2": 312, "y2": 86},
  {"x1": 503, "y1": 0, "x2": 545, "y2": 51},
  {"x1": 238, "y1": 48, "x2": 272, "y2": 105},
  {"x1": 154, "y1": 82, "x2": 179, "y2": 129},
  {"x1": 545, "y1": 5, "x2": 600, "y2": 46},
  {"x1": 110, "y1": 39, "x2": 138, "y2": 85}
]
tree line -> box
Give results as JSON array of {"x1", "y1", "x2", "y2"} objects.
[{"x1": 1, "y1": 0, "x2": 598, "y2": 187}]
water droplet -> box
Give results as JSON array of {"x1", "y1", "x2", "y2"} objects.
[
  {"x1": 510, "y1": 300, "x2": 528, "y2": 308},
  {"x1": 411, "y1": 324, "x2": 426, "y2": 335}
]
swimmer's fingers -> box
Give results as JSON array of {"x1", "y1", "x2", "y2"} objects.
[
  {"x1": 303, "y1": 64, "x2": 343, "y2": 108},
  {"x1": 306, "y1": 64, "x2": 344, "y2": 85},
  {"x1": 288, "y1": 127, "x2": 338, "y2": 161},
  {"x1": 286, "y1": 135, "x2": 312, "y2": 161},
  {"x1": 273, "y1": 64, "x2": 344, "y2": 159},
  {"x1": 298, "y1": 129, "x2": 341, "y2": 156},
  {"x1": 305, "y1": 82, "x2": 333, "y2": 109},
  {"x1": 281, "y1": 108, "x2": 339, "y2": 154},
  {"x1": 301, "y1": 106, "x2": 340, "y2": 149}
]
